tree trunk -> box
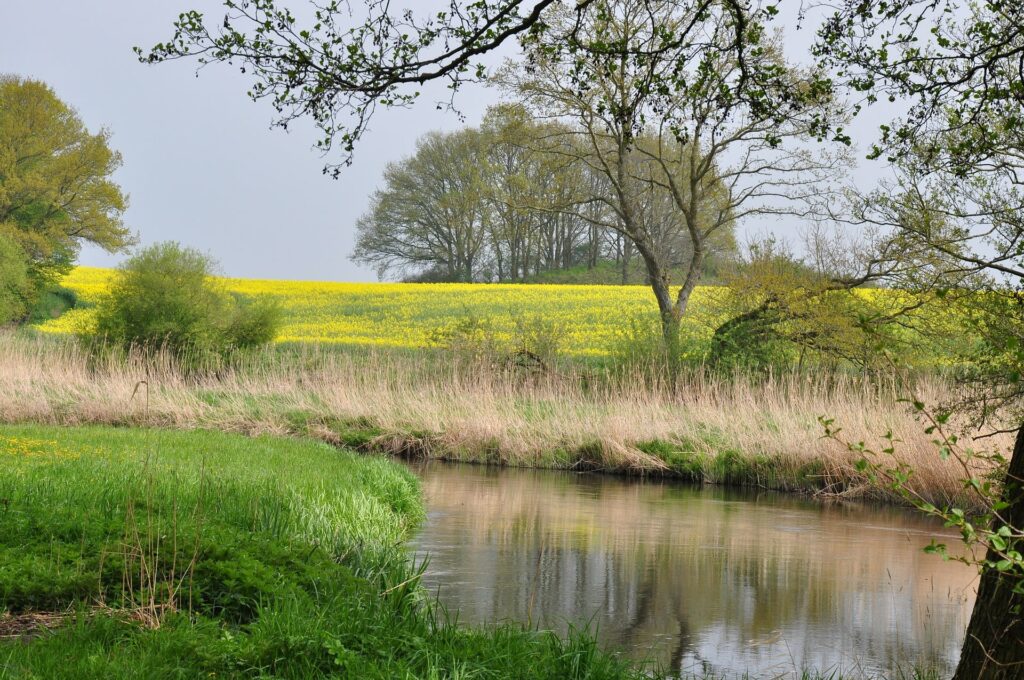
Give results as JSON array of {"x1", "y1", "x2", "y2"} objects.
[
  {"x1": 621, "y1": 240, "x2": 632, "y2": 285},
  {"x1": 953, "y1": 424, "x2": 1024, "y2": 680},
  {"x1": 633, "y1": 241, "x2": 682, "y2": 383}
]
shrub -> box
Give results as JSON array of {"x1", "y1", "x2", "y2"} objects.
[
  {"x1": 707, "y1": 306, "x2": 790, "y2": 373},
  {"x1": 27, "y1": 285, "x2": 79, "y2": 324},
  {"x1": 226, "y1": 296, "x2": 282, "y2": 348},
  {"x1": 92, "y1": 242, "x2": 281, "y2": 357},
  {"x1": 0, "y1": 236, "x2": 31, "y2": 324}
]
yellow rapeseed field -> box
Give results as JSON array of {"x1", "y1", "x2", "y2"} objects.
[
  {"x1": 36, "y1": 267, "x2": 733, "y2": 356},
  {"x1": 35, "y1": 266, "x2": 961, "y2": 362}
]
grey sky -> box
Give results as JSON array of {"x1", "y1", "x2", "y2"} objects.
[
  {"x1": 2, "y1": 1, "x2": 890, "y2": 282},
  {"x1": 1, "y1": 0, "x2": 501, "y2": 281}
]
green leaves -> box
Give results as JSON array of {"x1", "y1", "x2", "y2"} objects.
[
  {"x1": 92, "y1": 242, "x2": 282, "y2": 362},
  {"x1": 0, "y1": 77, "x2": 132, "y2": 306},
  {"x1": 821, "y1": 404, "x2": 1023, "y2": 590}
]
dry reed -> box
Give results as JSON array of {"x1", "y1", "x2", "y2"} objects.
[{"x1": 0, "y1": 332, "x2": 1010, "y2": 509}]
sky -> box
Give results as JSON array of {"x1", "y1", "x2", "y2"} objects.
[{"x1": 1, "y1": 1, "x2": 889, "y2": 282}]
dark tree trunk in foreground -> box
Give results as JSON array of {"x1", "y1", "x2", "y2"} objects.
[{"x1": 954, "y1": 425, "x2": 1024, "y2": 680}]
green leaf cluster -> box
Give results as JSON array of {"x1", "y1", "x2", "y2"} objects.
[{"x1": 92, "y1": 242, "x2": 281, "y2": 360}]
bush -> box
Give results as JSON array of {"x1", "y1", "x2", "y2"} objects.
[
  {"x1": 27, "y1": 285, "x2": 79, "y2": 324},
  {"x1": 92, "y1": 242, "x2": 281, "y2": 357},
  {"x1": 0, "y1": 236, "x2": 31, "y2": 324},
  {"x1": 708, "y1": 306, "x2": 790, "y2": 373},
  {"x1": 227, "y1": 296, "x2": 283, "y2": 348},
  {"x1": 429, "y1": 312, "x2": 566, "y2": 370}
]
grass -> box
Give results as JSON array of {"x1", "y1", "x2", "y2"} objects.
[
  {"x1": 0, "y1": 331, "x2": 1010, "y2": 510},
  {"x1": 26, "y1": 285, "x2": 80, "y2": 325},
  {"x1": 0, "y1": 424, "x2": 649, "y2": 679}
]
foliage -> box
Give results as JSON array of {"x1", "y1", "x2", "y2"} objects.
[
  {"x1": 225, "y1": 294, "x2": 282, "y2": 348},
  {"x1": 352, "y1": 105, "x2": 734, "y2": 284},
  {"x1": 0, "y1": 76, "x2": 132, "y2": 303},
  {"x1": 27, "y1": 285, "x2": 79, "y2": 325},
  {"x1": 138, "y1": 1, "x2": 844, "y2": 175},
  {"x1": 92, "y1": 243, "x2": 281, "y2": 358},
  {"x1": 140, "y1": 0, "x2": 842, "y2": 361},
  {"x1": 710, "y1": 237, "x2": 950, "y2": 372},
  {"x1": 0, "y1": 424, "x2": 653, "y2": 679},
  {"x1": 353, "y1": 128, "x2": 489, "y2": 282},
  {"x1": 0, "y1": 235, "x2": 31, "y2": 324},
  {"x1": 491, "y1": 0, "x2": 846, "y2": 360},
  {"x1": 817, "y1": 0, "x2": 1024, "y2": 173},
  {"x1": 827, "y1": 406, "x2": 1019, "y2": 568}
]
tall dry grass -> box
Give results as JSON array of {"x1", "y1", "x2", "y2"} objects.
[{"x1": 0, "y1": 331, "x2": 1010, "y2": 508}]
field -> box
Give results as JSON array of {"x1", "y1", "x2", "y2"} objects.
[
  {"x1": 35, "y1": 267, "x2": 959, "y2": 365},
  {"x1": 35, "y1": 266, "x2": 727, "y2": 356},
  {"x1": 0, "y1": 425, "x2": 646, "y2": 678}
]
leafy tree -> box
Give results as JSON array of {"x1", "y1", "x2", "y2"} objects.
[
  {"x1": 0, "y1": 76, "x2": 133, "y2": 301},
  {"x1": 352, "y1": 105, "x2": 712, "y2": 283},
  {"x1": 142, "y1": 1, "x2": 830, "y2": 363},
  {"x1": 711, "y1": 233, "x2": 949, "y2": 372},
  {"x1": 0, "y1": 236, "x2": 31, "y2": 324},
  {"x1": 352, "y1": 129, "x2": 490, "y2": 282},
  {"x1": 94, "y1": 242, "x2": 280, "y2": 358},
  {"x1": 480, "y1": 104, "x2": 594, "y2": 282}
]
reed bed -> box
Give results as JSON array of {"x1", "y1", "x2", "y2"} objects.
[{"x1": 0, "y1": 331, "x2": 1008, "y2": 509}]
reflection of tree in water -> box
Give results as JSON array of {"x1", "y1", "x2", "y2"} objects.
[{"x1": 410, "y1": 464, "x2": 975, "y2": 676}]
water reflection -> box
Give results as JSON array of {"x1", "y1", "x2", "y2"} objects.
[{"x1": 407, "y1": 463, "x2": 976, "y2": 678}]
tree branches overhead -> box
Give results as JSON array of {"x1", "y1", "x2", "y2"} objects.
[{"x1": 138, "y1": 0, "x2": 812, "y2": 173}]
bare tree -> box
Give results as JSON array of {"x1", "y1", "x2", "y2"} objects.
[{"x1": 495, "y1": 0, "x2": 846, "y2": 363}]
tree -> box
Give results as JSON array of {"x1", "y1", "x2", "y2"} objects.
[
  {"x1": 352, "y1": 105, "x2": 671, "y2": 283},
  {"x1": 0, "y1": 236, "x2": 30, "y2": 325},
  {"x1": 143, "y1": 2, "x2": 832, "y2": 342},
  {"x1": 494, "y1": 0, "x2": 844, "y2": 365},
  {"x1": 94, "y1": 242, "x2": 281, "y2": 359},
  {"x1": 352, "y1": 129, "x2": 490, "y2": 282},
  {"x1": 815, "y1": 2, "x2": 1024, "y2": 676},
  {"x1": 711, "y1": 231, "x2": 951, "y2": 371},
  {"x1": 0, "y1": 76, "x2": 133, "y2": 301},
  {"x1": 480, "y1": 104, "x2": 585, "y2": 282}
]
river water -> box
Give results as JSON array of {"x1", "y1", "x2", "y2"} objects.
[{"x1": 407, "y1": 462, "x2": 977, "y2": 678}]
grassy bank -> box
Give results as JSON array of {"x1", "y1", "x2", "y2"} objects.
[
  {"x1": 0, "y1": 424, "x2": 646, "y2": 679},
  {"x1": 0, "y1": 332, "x2": 1008, "y2": 510}
]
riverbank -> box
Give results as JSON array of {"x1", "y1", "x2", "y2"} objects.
[
  {"x1": 0, "y1": 424, "x2": 647, "y2": 678},
  {"x1": 0, "y1": 332, "x2": 1008, "y2": 510}
]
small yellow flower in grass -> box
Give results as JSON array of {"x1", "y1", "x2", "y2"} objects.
[{"x1": 0, "y1": 436, "x2": 81, "y2": 463}]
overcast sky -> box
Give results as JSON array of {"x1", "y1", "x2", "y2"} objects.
[{"x1": 1, "y1": 1, "x2": 888, "y2": 282}]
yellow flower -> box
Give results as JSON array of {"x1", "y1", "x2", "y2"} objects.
[
  {"x1": 0, "y1": 436, "x2": 81, "y2": 463},
  {"x1": 35, "y1": 266, "x2": 943, "y2": 360}
]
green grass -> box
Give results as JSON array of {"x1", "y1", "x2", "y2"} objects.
[
  {"x1": 26, "y1": 285, "x2": 79, "y2": 325},
  {"x1": 0, "y1": 425, "x2": 648, "y2": 679}
]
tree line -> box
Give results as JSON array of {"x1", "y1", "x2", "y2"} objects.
[{"x1": 351, "y1": 104, "x2": 738, "y2": 285}]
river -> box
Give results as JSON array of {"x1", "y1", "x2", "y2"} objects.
[{"x1": 407, "y1": 462, "x2": 976, "y2": 678}]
